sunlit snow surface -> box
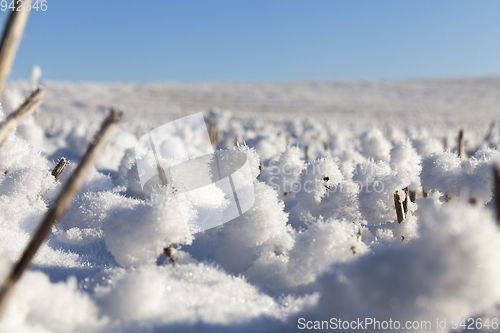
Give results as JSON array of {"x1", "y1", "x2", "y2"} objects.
[{"x1": 1, "y1": 78, "x2": 500, "y2": 332}]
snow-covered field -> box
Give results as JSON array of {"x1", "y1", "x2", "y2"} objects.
[{"x1": 1, "y1": 77, "x2": 500, "y2": 332}]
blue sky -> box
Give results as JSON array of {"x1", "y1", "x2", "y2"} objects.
[{"x1": 3, "y1": 0, "x2": 500, "y2": 82}]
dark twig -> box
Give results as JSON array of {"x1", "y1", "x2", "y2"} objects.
[
  {"x1": 458, "y1": 129, "x2": 464, "y2": 158},
  {"x1": 484, "y1": 121, "x2": 495, "y2": 143},
  {"x1": 163, "y1": 245, "x2": 176, "y2": 264},
  {"x1": 51, "y1": 157, "x2": 69, "y2": 180},
  {"x1": 494, "y1": 164, "x2": 500, "y2": 226},
  {"x1": 394, "y1": 191, "x2": 405, "y2": 223},
  {"x1": 409, "y1": 190, "x2": 417, "y2": 203}
]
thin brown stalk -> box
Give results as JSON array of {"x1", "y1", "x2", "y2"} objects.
[
  {"x1": 402, "y1": 186, "x2": 409, "y2": 216},
  {"x1": 0, "y1": 88, "x2": 45, "y2": 146},
  {"x1": 458, "y1": 129, "x2": 464, "y2": 158},
  {"x1": 207, "y1": 117, "x2": 220, "y2": 146},
  {"x1": 394, "y1": 190, "x2": 405, "y2": 223},
  {"x1": 484, "y1": 121, "x2": 495, "y2": 143},
  {"x1": 0, "y1": 4, "x2": 30, "y2": 100},
  {"x1": 494, "y1": 164, "x2": 500, "y2": 225},
  {"x1": 0, "y1": 109, "x2": 123, "y2": 315},
  {"x1": 409, "y1": 190, "x2": 417, "y2": 202},
  {"x1": 51, "y1": 157, "x2": 69, "y2": 180}
]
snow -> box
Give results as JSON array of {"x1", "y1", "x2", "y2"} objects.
[
  {"x1": 103, "y1": 189, "x2": 193, "y2": 268},
  {"x1": 214, "y1": 181, "x2": 293, "y2": 274},
  {"x1": 317, "y1": 199, "x2": 500, "y2": 332},
  {"x1": 360, "y1": 128, "x2": 392, "y2": 162},
  {"x1": 421, "y1": 149, "x2": 500, "y2": 202},
  {"x1": 286, "y1": 219, "x2": 369, "y2": 286},
  {"x1": 0, "y1": 77, "x2": 500, "y2": 332},
  {"x1": 94, "y1": 263, "x2": 288, "y2": 328},
  {"x1": 30, "y1": 66, "x2": 42, "y2": 88},
  {"x1": 355, "y1": 159, "x2": 412, "y2": 226},
  {"x1": 293, "y1": 157, "x2": 344, "y2": 218}
]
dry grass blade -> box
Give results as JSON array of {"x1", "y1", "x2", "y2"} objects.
[
  {"x1": 409, "y1": 190, "x2": 417, "y2": 202},
  {"x1": 457, "y1": 128, "x2": 464, "y2": 158},
  {"x1": 0, "y1": 88, "x2": 45, "y2": 147},
  {"x1": 51, "y1": 157, "x2": 69, "y2": 180},
  {"x1": 494, "y1": 164, "x2": 500, "y2": 225},
  {"x1": 207, "y1": 116, "x2": 220, "y2": 146},
  {"x1": 484, "y1": 121, "x2": 495, "y2": 143},
  {"x1": 394, "y1": 190, "x2": 405, "y2": 223},
  {"x1": 0, "y1": 109, "x2": 123, "y2": 315},
  {"x1": 402, "y1": 186, "x2": 409, "y2": 216},
  {"x1": 0, "y1": 4, "x2": 30, "y2": 100}
]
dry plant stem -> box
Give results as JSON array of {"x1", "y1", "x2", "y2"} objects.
[
  {"x1": 207, "y1": 117, "x2": 220, "y2": 146},
  {"x1": 163, "y1": 245, "x2": 175, "y2": 264},
  {"x1": 0, "y1": 109, "x2": 123, "y2": 316},
  {"x1": 458, "y1": 129, "x2": 464, "y2": 158},
  {"x1": 484, "y1": 121, "x2": 495, "y2": 143},
  {"x1": 0, "y1": 4, "x2": 30, "y2": 100},
  {"x1": 498, "y1": 124, "x2": 500, "y2": 143},
  {"x1": 422, "y1": 187, "x2": 429, "y2": 198},
  {"x1": 494, "y1": 164, "x2": 500, "y2": 225},
  {"x1": 402, "y1": 186, "x2": 409, "y2": 216},
  {"x1": 409, "y1": 190, "x2": 417, "y2": 203},
  {"x1": 51, "y1": 157, "x2": 69, "y2": 180},
  {"x1": 0, "y1": 88, "x2": 44, "y2": 147},
  {"x1": 466, "y1": 148, "x2": 473, "y2": 159},
  {"x1": 394, "y1": 191, "x2": 405, "y2": 223},
  {"x1": 147, "y1": 131, "x2": 168, "y2": 186}
]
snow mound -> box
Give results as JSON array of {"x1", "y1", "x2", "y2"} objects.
[
  {"x1": 103, "y1": 188, "x2": 193, "y2": 268},
  {"x1": 214, "y1": 181, "x2": 294, "y2": 274},
  {"x1": 317, "y1": 200, "x2": 500, "y2": 331}
]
